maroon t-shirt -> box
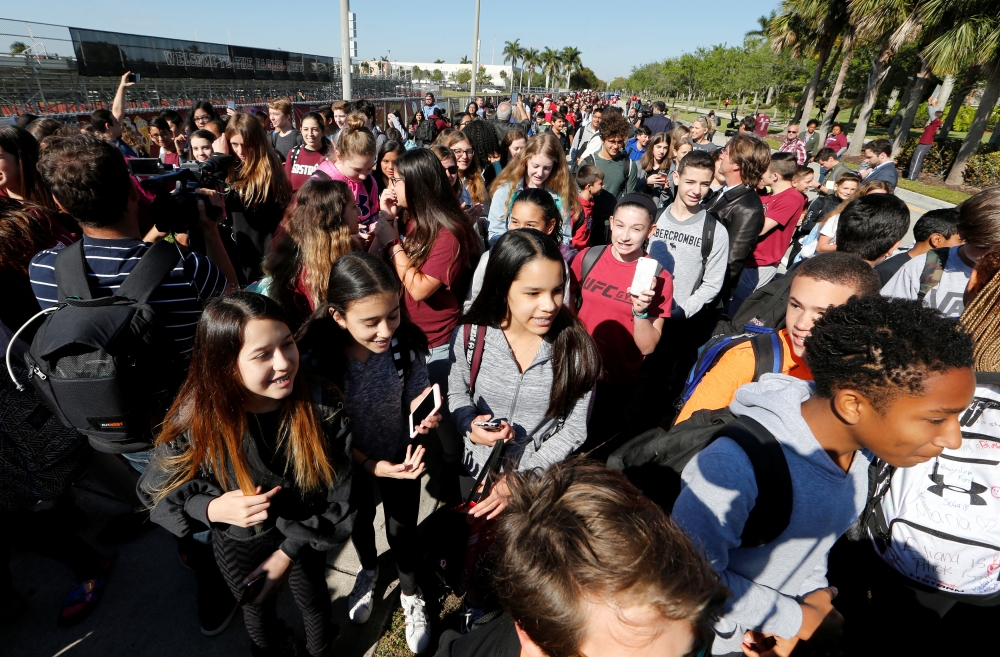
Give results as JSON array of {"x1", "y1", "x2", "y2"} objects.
[
  {"x1": 284, "y1": 147, "x2": 327, "y2": 192},
  {"x1": 403, "y1": 228, "x2": 471, "y2": 348},
  {"x1": 571, "y1": 247, "x2": 673, "y2": 385},
  {"x1": 751, "y1": 187, "x2": 806, "y2": 267},
  {"x1": 919, "y1": 118, "x2": 942, "y2": 145}
]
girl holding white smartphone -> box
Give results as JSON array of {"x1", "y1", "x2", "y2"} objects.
[{"x1": 295, "y1": 252, "x2": 438, "y2": 654}]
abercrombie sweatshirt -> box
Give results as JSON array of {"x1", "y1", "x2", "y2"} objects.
[
  {"x1": 672, "y1": 375, "x2": 870, "y2": 655},
  {"x1": 447, "y1": 325, "x2": 593, "y2": 478}
]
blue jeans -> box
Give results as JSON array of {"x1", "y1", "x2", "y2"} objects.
[
  {"x1": 122, "y1": 449, "x2": 152, "y2": 474},
  {"x1": 730, "y1": 265, "x2": 778, "y2": 316},
  {"x1": 426, "y1": 343, "x2": 461, "y2": 462}
]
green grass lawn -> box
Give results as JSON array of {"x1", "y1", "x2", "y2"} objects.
[{"x1": 895, "y1": 179, "x2": 971, "y2": 204}]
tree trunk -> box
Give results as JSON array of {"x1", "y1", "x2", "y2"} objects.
[
  {"x1": 940, "y1": 66, "x2": 980, "y2": 139},
  {"x1": 946, "y1": 65, "x2": 1000, "y2": 186},
  {"x1": 886, "y1": 87, "x2": 900, "y2": 111},
  {"x1": 888, "y1": 74, "x2": 916, "y2": 138},
  {"x1": 818, "y1": 38, "x2": 855, "y2": 145},
  {"x1": 847, "y1": 42, "x2": 895, "y2": 156},
  {"x1": 990, "y1": 124, "x2": 1000, "y2": 146},
  {"x1": 798, "y1": 38, "x2": 833, "y2": 133},
  {"x1": 765, "y1": 86, "x2": 774, "y2": 106},
  {"x1": 936, "y1": 74, "x2": 955, "y2": 114},
  {"x1": 892, "y1": 58, "x2": 935, "y2": 159}
]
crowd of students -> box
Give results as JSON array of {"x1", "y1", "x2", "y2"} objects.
[{"x1": 2, "y1": 80, "x2": 1000, "y2": 657}]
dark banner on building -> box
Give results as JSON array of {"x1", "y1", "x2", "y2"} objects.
[{"x1": 69, "y1": 28, "x2": 337, "y2": 81}]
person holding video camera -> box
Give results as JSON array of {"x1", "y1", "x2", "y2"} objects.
[{"x1": 224, "y1": 112, "x2": 293, "y2": 284}]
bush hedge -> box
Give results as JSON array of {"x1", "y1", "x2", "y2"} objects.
[
  {"x1": 877, "y1": 102, "x2": 999, "y2": 132},
  {"x1": 896, "y1": 137, "x2": 1000, "y2": 186}
]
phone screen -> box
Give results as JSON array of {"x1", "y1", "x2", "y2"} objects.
[
  {"x1": 410, "y1": 388, "x2": 437, "y2": 432},
  {"x1": 511, "y1": 92, "x2": 518, "y2": 105},
  {"x1": 227, "y1": 101, "x2": 236, "y2": 111}
]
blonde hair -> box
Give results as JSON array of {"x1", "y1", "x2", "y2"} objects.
[
  {"x1": 263, "y1": 179, "x2": 356, "y2": 323},
  {"x1": 489, "y1": 133, "x2": 574, "y2": 216},
  {"x1": 267, "y1": 98, "x2": 292, "y2": 115},
  {"x1": 822, "y1": 179, "x2": 894, "y2": 224},
  {"x1": 960, "y1": 245, "x2": 1000, "y2": 372},
  {"x1": 336, "y1": 113, "x2": 376, "y2": 160},
  {"x1": 225, "y1": 112, "x2": 292, "y2": 208},
  {"x1": 436, "y1": 130, "x2": 485, "y2": 204}
]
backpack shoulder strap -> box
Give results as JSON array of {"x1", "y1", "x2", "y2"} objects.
[
  {"x1": 690, "y1": 213, "x2": 718, "y2": 292},
  {"x1": 117, "y1": 240, "x2": 183, "y2": 304},
  {"x1": 289, "y1": 144, "x2": 302, "y2": 168},
  {"x1": 748, "y1": 330, "x2": 783, "y2": 382},
  {"x1": 712, "y1": 416, "x2": 793, "y2": 547},
  {"x1": 579, "y1": 245, "x2": 606, "y2": 284},
  {"x1": 390, "y1": 337, "x2": 406, "y2": 382},
  {"x1": 622, "y1": 155, "x2": 631, "y2": 181},
  {"x1": 464, "y1": 324, "x2": 488, "y2": 396},
  {"x1": 917, "y1": 247, "x2": 950, "y2": 302},
  {"x1": 54, "y1": 239, "x2": 92, "y2": 302}
]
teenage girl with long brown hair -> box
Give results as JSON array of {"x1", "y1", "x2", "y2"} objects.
[
  {"x1": 260, "y1": 179, "x2": 360, "y2": 328},
  {"x1": 225, "y1": 112, "x2": 293, "y2": 283},
  {"x1": 140, "y1": 292, "x2": 353, "y2": 657}
]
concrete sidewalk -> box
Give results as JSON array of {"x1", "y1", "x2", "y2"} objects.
[{"x1": 5, "y1": 466, "x2": 440, "y2": 657}]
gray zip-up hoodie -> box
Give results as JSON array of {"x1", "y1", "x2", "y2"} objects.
[
  {"x1": 672, "y1": 375, "x2": 870, "y2": 655},
  {"x1": 447, "y1": 325, "x2": 592, "y2": 477}
]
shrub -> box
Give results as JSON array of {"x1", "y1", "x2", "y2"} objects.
[
  {"x1": 963, "y1": 149, "x2": 1000, "y2": 187},
  {"x1": 896, "y1": 137, "x2": 1000, "y2": 186}
]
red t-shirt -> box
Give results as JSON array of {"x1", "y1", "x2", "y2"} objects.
[
  {"x1": 403, "y1": 228, "x2": 471, "y2": 348},
  {"x1": 751, "y1": 187, "x2": 806, "y2": 267},
  {"x1": 162, "y1": 151, "x2": 180, "y2": 167},
  {"x1": 285, "y1": 147, "x2": 327, "y2": 191},
  {"x1": 570, "y1": 247, "x2": 673, "y2": 385},
  {"x1": 919, "y1": 118, "x2": 942, "y2": 145},
  {"x1": 824, "y1": 132, "x2": 848, "y2": 152}
]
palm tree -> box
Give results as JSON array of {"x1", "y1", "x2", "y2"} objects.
[
  {"x1": 844, "y1": 0, "x2": 924, "y2": 155},
  {"x1": 503, "y1": 39, "x2": 521, "y2": 90},
  {"x1": 817, "y1": 32, "x2": 857, "y2": 144},
  {"x1": 523, "y1": 48, "x2": 539, "y2": 91},
  {"x1": 460, "y1": 55, "x2": 471, "y2": 64},
  {"x1": 541, "y1": 47, "x2": 559, "y2": 92},
  {"x1": 561, "y1": 46, "x2": 583, "y2": 89},
  {"x1": 917, "y1": 0, "x2": 1000, "y2": 184},
  {"x1": 746, "y1": 13, "x2": 776, "y2": 46}
]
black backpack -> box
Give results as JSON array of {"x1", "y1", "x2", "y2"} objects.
[
  {"x1": 16, "y1": 240, "x2": 183, "y2": 454},
  {"x1": 415, "y1": 118, "x2": 439, "y2": 144},
  {"x1": 608, "y1": 413, "x2": 793, "y2": 547},
  {"x1": 713, "y1": 271, "x2": 795, "y2": 337}
]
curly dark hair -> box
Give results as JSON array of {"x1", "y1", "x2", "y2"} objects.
[
  {"x1": 805, "y1": 296, "x2": 974, "y2": 411},
  {"x1": 461, "y1": 119, "x2": 501, "y2": 170},
  {"x1": 596, "y1": 109, "x2": 630, "y2": 141}
]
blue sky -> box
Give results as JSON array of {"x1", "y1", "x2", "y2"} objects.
[{"x1": 5, "y1": 1, "x2": 780, "y2": 81}]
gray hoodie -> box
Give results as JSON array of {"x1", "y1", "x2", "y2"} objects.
[
  {"x1": 672, "y1": 375, "x2": 871, "y2": 654},
  {"x1": 447, "y1": 325, "x2": 592, "y2": 477}
]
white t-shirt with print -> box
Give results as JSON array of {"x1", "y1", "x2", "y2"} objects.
[{"x1": 881, "y1": 245, "x2": 972, "y2": 318}]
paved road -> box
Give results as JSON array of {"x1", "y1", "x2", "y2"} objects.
[{"x1": 6, "y1": 465, "x2": 440, "y2": 657}]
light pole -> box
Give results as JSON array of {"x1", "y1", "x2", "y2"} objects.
[
  {"x1": 340, "y1": 0, "x2": 352, "y2": 100},
  {"x1": 470, "y1": 0, "x2": 480, "y2": 100}
]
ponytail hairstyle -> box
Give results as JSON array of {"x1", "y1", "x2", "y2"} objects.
[
  {"x1": 511, "y1": 188, "x2": 563, "y2": 243},
  {"x1": 462, "y1": 229, "x2": 601, "y2": 418},
  {"x1": 490, "y1": 133, "x2": 573, "y2": 219},
  {"x1": 263, "y1": 179, "x2": 356, "y2": 324},
  {"x1": 436, "y1": 130, "x2": 486, "y2": 204},
  {"x1": 961, "y1": 245, "x2": 1000, "y2": 373},
  {"x1": 152, "y1": 293, "x2": 336, "y2": 505},
  {"x1": 0, "y1": 126, "x2": 56, "y2": 210},
  {"x1": 336, "y1": 113, "x2": 377, "y2": 161},
  {"x1": 297, "y1": 252, "x2": 429, "y2": 387},
  {"x1": 429, "y1": 143, "x2": 464, "y2": 200},
  {"x1": 225, "y1": 112, "x2": 292, "y2": 209},
  {"x1": 394, "y1": 149, "x2": 481, "y2": 274}
]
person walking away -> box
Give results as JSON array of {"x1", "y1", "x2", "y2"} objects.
[{"x1": 907, "y1": 111, "x2": 943, "y2": 180}]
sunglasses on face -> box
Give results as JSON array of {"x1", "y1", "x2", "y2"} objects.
[{"x1": 445, "y1": 165, "x2": 459, "y2": 174}]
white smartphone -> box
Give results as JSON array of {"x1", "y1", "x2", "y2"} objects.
[
  {"x1": 408, "y1": 383, "x2": 442, "y2": 438},
  {"x1": 631, "y1": 256, "x2": 659, "y2": 296}
]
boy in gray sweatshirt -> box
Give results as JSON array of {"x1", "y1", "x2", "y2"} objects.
[{"x1": 672, "y1": 296, "x2": 976, "y2": 656}]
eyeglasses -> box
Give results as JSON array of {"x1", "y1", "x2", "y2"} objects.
[
  {"x1": 451, "y1": 147, "x2": 475, "y2": 157},
  {"x1": 445, "y1": 165, "x2": 459, "y2": 174},
  {"x1": 194, "y1": 114, "x2": 212, "y2": 122},
  {"x1": 390, "y1": 176, "x2": 404, "y2": 185}
]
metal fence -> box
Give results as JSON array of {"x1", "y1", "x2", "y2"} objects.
[{"x1": 0, "y1": 18, "x2": 413, "y2": 118}]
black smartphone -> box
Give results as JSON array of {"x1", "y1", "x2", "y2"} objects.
[
  {"x1": 239, "y1": 574, "x2": 266, "y2": 606},
  {"x1": 126, "y1": 72, "x2": 140, "y2": 84}
]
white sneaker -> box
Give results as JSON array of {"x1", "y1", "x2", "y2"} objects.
[
  {"x1": 400, "y1": 587, "x2": 431, "y2": 654},
  {"x1": 347, "y1": 567, "x2": 378, "y2": 624}
]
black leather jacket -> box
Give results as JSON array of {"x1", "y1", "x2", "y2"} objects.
[
  {"x1": 704, "y1": 184, "x2": 765, "y2": 298},
  {"x1": 139, "y1": 378, "x2": 354, "y2": 560}
]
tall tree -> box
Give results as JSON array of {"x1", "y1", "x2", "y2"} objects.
[
  {"x1": 523, "y1": 48, "x2": 539, "y2": 90},
  {"x1": 503, "y1": 40, "x2": 521, "y2": 90},
  {"x1": 818, "y1": 34, "x2": 857, "y2": 144},
  {"x1": 541, "y1": 47, "x2": 559, "y2": 91},
  {"x1": 561, "y1": 47, "x2": 583, "y2": 89}
]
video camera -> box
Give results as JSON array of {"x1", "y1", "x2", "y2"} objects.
[
  {"x1": 724, "y1": 110, "x2": 740, "y2": 138},
  {"x1": 137, "y1": 153, "x2": 235, "y2": 234}
]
